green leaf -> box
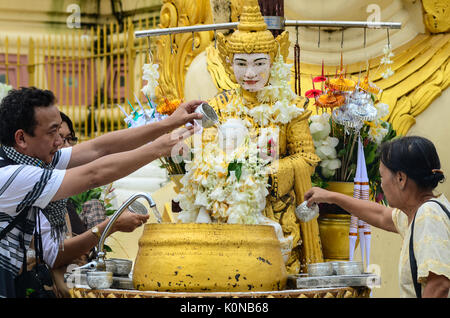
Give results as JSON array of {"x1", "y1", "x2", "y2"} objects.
[
  {"x1": 105, "y1": 209, "x2": 116, "y2": 216},
  {"x1": 235, "y1": 164, "x2": 242, "y2": 182},
  {"x1": 26, "y1": 288, "x2": 35, "y2": 297},
  {"x1": 227, "y1": 160, "x2": 243, "y2": 181}
]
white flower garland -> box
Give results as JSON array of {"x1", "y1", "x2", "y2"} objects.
[
  {"x1": 141, "y1": 62, "x2": 159, "y2": 98},
  {"x1": 380, "y1": 44, "x2": 395, "y2": 79},
  {"x1": 223, "y1": 54, "x2": 304, "y2": 126}
]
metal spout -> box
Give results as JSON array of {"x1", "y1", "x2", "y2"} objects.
[
  {"x1": 95, "y1": 192, "x2": 161, "y2": 270},
  {"x1": 71, "y1": 260, "x2": 98, "y2": 272}
]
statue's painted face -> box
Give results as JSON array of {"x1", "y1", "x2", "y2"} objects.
[{"x1": 232, "y1": 53, "x2": 271, "y2": 92}]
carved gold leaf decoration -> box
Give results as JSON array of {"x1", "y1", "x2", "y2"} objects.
[
  {"x1": 154, "y1": 0, "x2": 214, "y2": 103},
  {"x1": 206, "y1": 45, "x2": 239, "y2": 91},
  {"x1": 276, "y1": 31, "x2": 290, "y2": 63}
]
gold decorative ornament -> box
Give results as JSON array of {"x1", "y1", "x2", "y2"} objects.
[
  {"x1": 154, "y1": 0, "x2": 214, "y2": 102},
  {"x1": 317, "y1": 182, "x2": 360, "y2": 262},
  {"x1": 69, "y1": 286, "x2": 370, "y2": 298}
]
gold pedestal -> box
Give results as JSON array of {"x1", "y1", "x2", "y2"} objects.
[{"x1": 132, "y1": 223, "x2": 287, "y2": 292}]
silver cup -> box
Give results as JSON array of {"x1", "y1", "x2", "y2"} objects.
[
  {"x1": 336, "y1": 261, "x2": 363, "y2": 275},
  {"x1": 86, "y1": 271, "x2": 113, "y2": 289},
  {"x1": 307, "y1": 262, "x2": 334, "y2": 277},
  {"x1": 110, "y1": 258, "x2": 133, "y2": 276},
  {"x1": 128, "y1": 200, "x2": 148, "y2": 215},
  {"x1": 194, "y1": 103, "x2": 219, "y2": 128}
]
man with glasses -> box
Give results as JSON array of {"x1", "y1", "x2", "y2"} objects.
[{"x1": 0, "y1": 87, "x2": 203, "y2": 297}]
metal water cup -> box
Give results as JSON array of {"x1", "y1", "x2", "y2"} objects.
[
  {"x1": 194, "y1": 103, "x2": 219, "y2": 128},
  {"x1": 86, "y1": 271, "x2": 113, "y2": 289},
  {"x1": 110, "y1": 258, "x2": 133, "y2": 276},
  {"x1": 307, "y1": 262, "x2": 334, "y2": 277},
  {"x1": 128, "y1": 200, "x2": 148, "y2": 215},
  {"x1": 336, "y1": 261, "x2": 363, "y2": 275}
]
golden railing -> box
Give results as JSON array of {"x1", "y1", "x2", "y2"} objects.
[{"x1": 0, "y1": 17, "x2": 158, "y2": 141}]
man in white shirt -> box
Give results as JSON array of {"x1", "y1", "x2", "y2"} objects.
[{"x1": 0, "y1": 87, "x2": 202, "y2": 297}]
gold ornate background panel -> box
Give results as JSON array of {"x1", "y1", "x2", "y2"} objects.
[
  {"x1": 205, "y1": 32, "x2": 449, "y2": 136},
  {"x1": 161, "y1": 0, "x2": 449, "y2": 135},
  {"x1": 377, "y1": 33, "x2": 449, "y2": 135},
  {"x1": 154, "y1": 0, "x2": 214, "y2": 102}
]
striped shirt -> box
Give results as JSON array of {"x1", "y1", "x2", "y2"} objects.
[{"x1": 0, "y1": 148, "x2": 71, "y2": 286}]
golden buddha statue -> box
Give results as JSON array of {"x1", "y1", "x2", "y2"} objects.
[{"x1": 177, "y1": 0, "x2": 323, "y2": 274}]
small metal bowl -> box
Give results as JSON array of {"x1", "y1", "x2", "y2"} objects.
[
  {"x1": 336, "y1": 261, "x2": 363, "y2": 275},
  {"x1": 86, "y1": 271, "x2": 113, "y2": 289},
  {"x1": 307, "y1": 262, "x2": 334, "y2": 277},
  {"x1": 110, "y1": 258, "x2": 133, "y2": 276},
  {"x1": 105, "y1": 259, "x2": 117, "y2": 273}
]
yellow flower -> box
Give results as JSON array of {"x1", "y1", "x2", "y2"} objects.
[{"x1": 157, "y1": 98, "x2": 182, "y2": 115}]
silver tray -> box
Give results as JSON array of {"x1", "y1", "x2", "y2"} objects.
[
  {"x1": 65, "y1": 272, "x2": 135, "y2": 290},
  {"x1": 287, "y1": 273, "x2": 380, "y2": 289}
]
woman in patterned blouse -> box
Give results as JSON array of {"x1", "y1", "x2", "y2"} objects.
[{"x1": 304, "y1": 136, "x2": 449, "y2": 298}]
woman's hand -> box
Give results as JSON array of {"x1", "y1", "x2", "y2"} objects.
[
  {"x1": 304, "y1": 187, "x2": 336, "y2": 207},
  {"x1": 167, "y1": 100, "x2": 204, "y2": 128},
  {"x1": 111, "y1": 209, "x2": 149, "y2": 233}
]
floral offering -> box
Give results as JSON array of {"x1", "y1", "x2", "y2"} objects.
[
  {"x1": 308, "y1": 62, "x2": 397, "y2": 203},
  {"x1": 175, "y1": 118, "x2": 272, "y2": 225}
]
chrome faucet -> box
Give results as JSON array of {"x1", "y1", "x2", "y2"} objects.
[{"x1": 95, "y1": 192, "x2": 162, "y2": 271}]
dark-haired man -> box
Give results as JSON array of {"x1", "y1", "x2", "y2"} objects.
[{"x1": 0, "y1": 87, "x2": 203, "y2": 297}]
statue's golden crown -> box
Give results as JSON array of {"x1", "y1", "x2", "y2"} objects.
[
  {"x1": 216, "y1": 0, "x2": 290, "y2": 83},
  {"x1": 225, "y1": 0, "x2": 277, "y2": 55},
  {"x1": 217, "y1": 0, "x2": 285, "y2": 59}
]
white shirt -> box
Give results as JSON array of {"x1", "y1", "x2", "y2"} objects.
[
  {"x1": 38, "y1": 211, "x2": 62, "y2": 268},
  {"x1": 0, "y1": 147, "x2": 71, "y2": 273}
]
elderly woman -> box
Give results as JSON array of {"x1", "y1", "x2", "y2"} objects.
[
  {"x1": 305, "y1": 136, "x2": 449, "y2": 298},
  {"x1": 305, "y1": 136, "x2": 450, "y2": 297}
]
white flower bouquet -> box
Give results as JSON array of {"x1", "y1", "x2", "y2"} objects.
[{"x1": 175, "y1": 118, "x2": 273, "y2": 224}]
